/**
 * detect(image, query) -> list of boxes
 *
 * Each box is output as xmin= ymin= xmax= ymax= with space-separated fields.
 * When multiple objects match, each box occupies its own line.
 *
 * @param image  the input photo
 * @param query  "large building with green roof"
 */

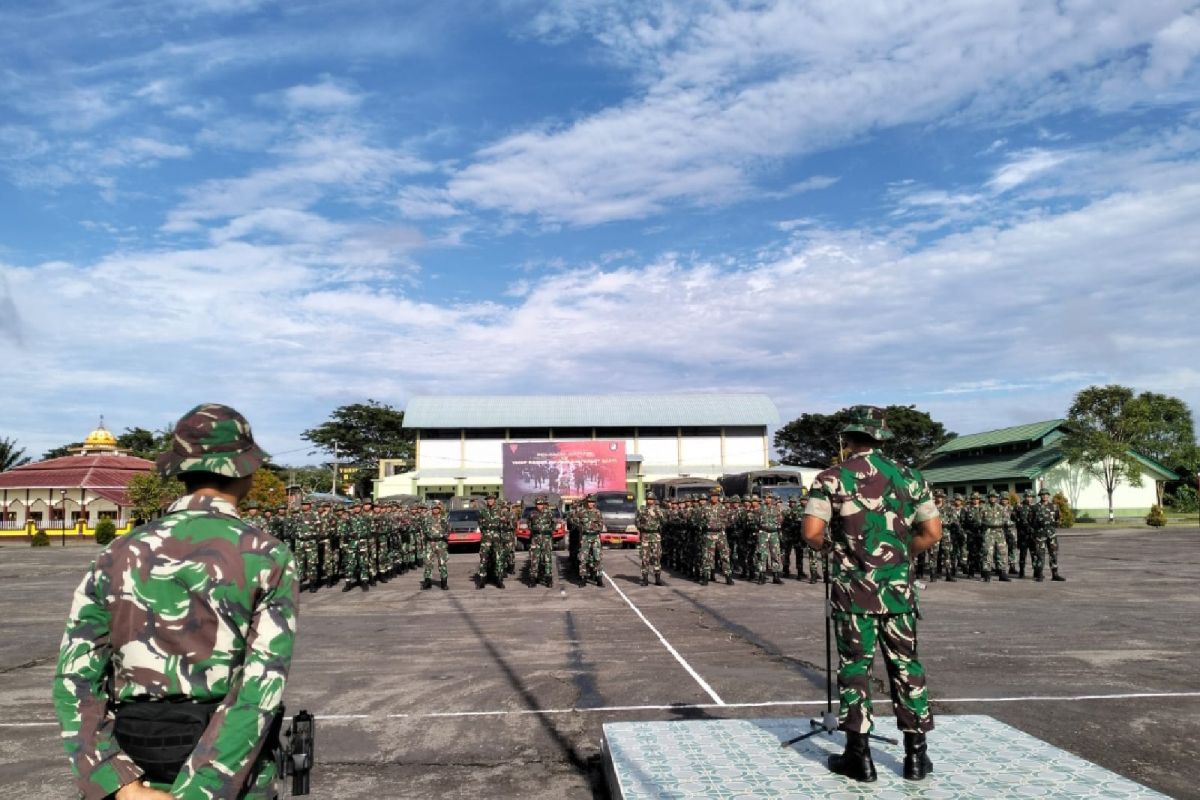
xmin=375 ymin=394 xmax=781 ymax=502
xmin=921 ymin=419 xmax=1177 ymax=518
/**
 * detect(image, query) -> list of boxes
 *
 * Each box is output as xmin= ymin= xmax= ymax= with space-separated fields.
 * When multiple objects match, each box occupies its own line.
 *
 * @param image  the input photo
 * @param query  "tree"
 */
xmin=1060 ymin=385 xmax=1145 ymax=523
xmin=125 ymin=472 xmax=185 ymax=524
xmin=242 ymin=469 xmax=288 ymax=512
xmin=0 ymin=437 xmax=31 ymax=471
xmin=301 ymin=400 xmax=415 ymax=494
xmin=775 ymin=405 xmax=955 ymax=468
xmin=42 ymin=442 xmax=81 ymax=460
xmin=94 ymin=518 xmax=117 ymax=545
xmin=279 ymin=465 xmax=334 ymax=495
xmin=116 ymin=427 xmax=173 ymax=460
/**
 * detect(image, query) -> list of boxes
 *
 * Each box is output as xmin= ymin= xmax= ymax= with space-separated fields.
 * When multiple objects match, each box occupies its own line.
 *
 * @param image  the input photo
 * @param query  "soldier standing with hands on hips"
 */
xmin=802 ymin=406 xmax=942 ymax=783
xmin=53 ymin=403 xmax=298 ymax=800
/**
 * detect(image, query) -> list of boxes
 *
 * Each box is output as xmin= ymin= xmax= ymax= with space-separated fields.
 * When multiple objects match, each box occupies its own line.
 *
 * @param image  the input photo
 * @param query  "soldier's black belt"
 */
xmin=113 ymin=698 xmax=222 ymax=784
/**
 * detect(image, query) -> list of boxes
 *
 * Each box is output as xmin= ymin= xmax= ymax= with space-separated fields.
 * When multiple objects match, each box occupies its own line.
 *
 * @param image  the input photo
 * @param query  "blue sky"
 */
xmin=2 ymin=1 xmax=1199 ymax=463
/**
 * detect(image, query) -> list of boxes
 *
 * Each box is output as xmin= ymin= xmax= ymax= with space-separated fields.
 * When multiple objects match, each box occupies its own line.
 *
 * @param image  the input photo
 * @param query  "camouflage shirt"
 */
xmin=53 ymin=494 xmax=297 ymax=800
xmin=580 ymin=508 xmax=605 ymax=536
xmin=529 ymin=507 xmax=556 ymax=537
xmin=804 ymin=450 xmax=938 ymax=615
xmin=635 ymin=506 xmax=664 ymax=534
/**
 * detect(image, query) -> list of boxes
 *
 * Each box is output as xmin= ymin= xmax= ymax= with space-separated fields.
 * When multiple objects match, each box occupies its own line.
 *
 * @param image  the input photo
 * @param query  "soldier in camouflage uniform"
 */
xmin=527 ymin=496 xmax=557 ymax=587
xmin=755 ymin=494 xmax=784 ymax=584
xmin=340 ymin=503 xmax=369 ymax=591
xmin=798 ymin=495 xmax=823 ymax=583
xmin=781 ymin=497 xmax=802 ymax=578
xmin=960 ymin=492 xmax=984 ymax=577
xmin=802 ymin=406 xmax=941 ymax=783
xmin=476 ymin=494 xmax=507 ymax=589
xmin=1000 ymin=494 xmax=1018 ymax=575
xmin=1013 ymin=490 xmax=1035 ymax=578
xmin=53 ymin=403 xmax=296 ymax=800
xmin=1032 ymin=489 xmax=1066 ymax=582
xmin=928 ymin=491 xmax=958 ymax=582
xmin=637 ymin=493 xmax=665 ymax=586
xmin=293 ymin=500 xmax=320 ymax=592
xmin=700 ymin=488 xmax=734 ymax=586
xmin=421 ymin=501 xmax=450 ymax=590
xmin=578 ymin=495 xmax=606 ymax=587
xmin=979 ymin=491 xmax=1011 ymax=582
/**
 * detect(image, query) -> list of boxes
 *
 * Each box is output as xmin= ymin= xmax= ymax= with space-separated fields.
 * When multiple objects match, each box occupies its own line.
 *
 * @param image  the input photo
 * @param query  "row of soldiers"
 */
xmin=651 ymin=490 xmax=826 ymax=585
xmin=926 ymin=488 xmax=1065 ymax=582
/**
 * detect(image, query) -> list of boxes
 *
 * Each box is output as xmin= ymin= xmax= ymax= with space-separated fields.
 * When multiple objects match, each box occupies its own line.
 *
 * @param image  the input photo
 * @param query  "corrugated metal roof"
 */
xmin=403 ymin=394 xmax=780 ymax=429
xmin=922 ymin=445 xmax=1067 ymax=484
xmin=0 ymin=454 xmax=154 ymax=491
xmin=932 ymin=420 xmax=1065 ymax=455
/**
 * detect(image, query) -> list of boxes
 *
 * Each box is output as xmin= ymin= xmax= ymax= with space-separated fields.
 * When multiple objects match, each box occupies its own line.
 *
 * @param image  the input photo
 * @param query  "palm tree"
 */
xmin=0 ymin=437 xmax=32 ymax=472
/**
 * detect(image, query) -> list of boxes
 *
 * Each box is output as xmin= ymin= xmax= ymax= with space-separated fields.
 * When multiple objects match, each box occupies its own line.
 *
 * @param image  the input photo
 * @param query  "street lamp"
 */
xmin=59 ymin=489 xmax=67 ymax=547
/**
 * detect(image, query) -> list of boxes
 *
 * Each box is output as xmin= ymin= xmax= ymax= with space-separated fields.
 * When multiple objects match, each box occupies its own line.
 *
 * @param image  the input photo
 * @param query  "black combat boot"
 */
xmin=903 ymin=732 xmax=933 ymax=780
xmin=726 ymin=573 xmax=735 ymax=586
xmin=308 ymin=583 xmax=319 ymax=593
xmin=641 ymin=575 xmax=649 ymax=586
xmin=944 ymin=572 xmax=956 ymax=582
xmin=421 ymin=578 xmax=432 ymax=590
xmin=361 ymin=581 xmax=369 ymax=592
xmin=655 ymin=572 xmax=664 ymax=586
xmin=378 ymin=572 xmax=389 ymax=584
xmin=1052 ymin=570 xmax=1066 ymax=582
xmin=982 ymin=571 xmax=991 ymax=582
xmin=342 ymin=581 xmax=356 ymax=592
xmin=1034 ymin=570 xmax=1044 ymax=582
xmin=810 ymin=574 xmax=819 ymax=584
xmin=998 ymin=571 xmax=1011 ymax=582
xmin=476 ymin=575 xmax=486 ymax=590
xmin=440 ymin=578 xmax=448 ymax=590
xmin=828 ymin=731 xmax=877 ymax=782
xmin=595 ymin=575 xmax=604 ymax=588
xmin=757 ymin=574 xmax=766 ymax=585
xmin=496 ymin=577 xmax=505 ymax=589
xmin=1008 ymin=566 xmax=1018 ymax=576
xmin=772 ymin=572 xmax=783 ymax=585
xmin=699 ymin=576 xmax=708 ymax=586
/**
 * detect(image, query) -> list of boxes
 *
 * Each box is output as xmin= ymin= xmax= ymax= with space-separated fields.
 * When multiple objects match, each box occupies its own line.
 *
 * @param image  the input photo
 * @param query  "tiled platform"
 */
xmin=601 ymin=714 xmax=1165 ymax=799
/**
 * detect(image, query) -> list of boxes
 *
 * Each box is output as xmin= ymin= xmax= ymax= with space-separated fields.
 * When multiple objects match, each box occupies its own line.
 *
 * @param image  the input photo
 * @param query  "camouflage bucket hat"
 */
xmin=841 ymin=405 xmax=895 ymax=441
xmin=156 ymin=403 xmax=265 ymax=479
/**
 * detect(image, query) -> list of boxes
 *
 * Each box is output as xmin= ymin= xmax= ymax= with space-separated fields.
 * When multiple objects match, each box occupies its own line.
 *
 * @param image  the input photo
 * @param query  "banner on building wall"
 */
xmin=502 ymin=440 xmax=627 ymax=501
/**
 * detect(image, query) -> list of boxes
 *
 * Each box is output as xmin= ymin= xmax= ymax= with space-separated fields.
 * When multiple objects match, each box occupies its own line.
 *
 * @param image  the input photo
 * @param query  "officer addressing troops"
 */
xmin=53 ymin=403 xmax=297 ymax=800
xmin=802 ymin=406 xmax=941 ymax=783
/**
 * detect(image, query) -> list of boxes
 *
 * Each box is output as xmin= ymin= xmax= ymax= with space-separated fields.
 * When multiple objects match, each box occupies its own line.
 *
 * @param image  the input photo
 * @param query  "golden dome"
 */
xmin=84 ymin=418 xmax=117 ymax=449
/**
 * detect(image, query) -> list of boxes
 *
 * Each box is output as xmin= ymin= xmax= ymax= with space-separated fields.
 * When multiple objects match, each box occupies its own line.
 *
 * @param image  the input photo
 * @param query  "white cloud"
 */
xmin=987 ymin=149 xmax=1073 ymax=193
xmin=277 ymin=76 xmax=364 ymax=113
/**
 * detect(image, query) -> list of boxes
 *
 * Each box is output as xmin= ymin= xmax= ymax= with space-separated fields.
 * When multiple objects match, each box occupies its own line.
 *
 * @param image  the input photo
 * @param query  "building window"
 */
xmin=680 ymin=426 xmax=722 ymax=436
xmin=971 ymin=485 xmax=987 ymax=496
xmin=953 ymin=486 xmax=967 ymax=497
xmin=508 ymin=428 xmax=552 ymax=439
xmin=422 ymin=429 xmax=461 ymax=440
xmin=553 ymin=427 xmax=593 ymax=439
xmin=464 ymin=428 xmax=506 ymax=440
xmin=1014 ymin=482 xmax=1033 ymax=494
xmin=723 ymin=426 xmax=766 ymax=438
xmin=636 ymin=427 xmax=676 ymax=437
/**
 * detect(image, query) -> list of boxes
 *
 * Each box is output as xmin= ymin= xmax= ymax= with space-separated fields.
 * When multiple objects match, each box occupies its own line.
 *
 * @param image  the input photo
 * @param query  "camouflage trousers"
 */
xmin=343 ymin=539 xmax=372 ymax=584
xmin=640 ymin=532 xmax=662 ymax=577
xmin=423 ymin=538 xmax=449 ymax=581
xmin=754 ymin=529 xmax=782 ymax=577
xmin=1032 ymin=528 xmax=1059 ymax=572
xmin=318 ymin=538 xmax=338 ymax=580
xmin=834 ymin=612 xmax=934 ymax=735
xmin=580 ymin=534 xmax=603 ymax=580
xmin=295 ymin=539 xmax=319 ymax=584
xmin=982 ymin=527 xmax=1009 ymax=573
xmin=801 ymin=545 xmax=824 ymax=579
xmin=701 ymin=531 xmax=732 ymax=579
xmin=780 ymin=530 xmax=801 ymax=574
xmin=930 ymin=533 xmax=956 ymax=576
xmin=1004 ymin=527 xmax=1018 ymax=566
xmin=478 ymin=531 xmax=507 ymax=578
xmin=529 ymin=534 xmax=554 ymax=583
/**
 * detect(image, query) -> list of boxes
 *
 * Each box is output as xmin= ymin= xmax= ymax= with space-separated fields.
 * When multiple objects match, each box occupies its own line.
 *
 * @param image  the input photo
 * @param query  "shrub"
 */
xmin=30 ymin=529 xmax=50 ymax=547
xmin=1052 ymin=493 xmax=1074 ymax=528
xmin=94 ymin=518 xmax=117 ymax=546
xmin=1145 ymin=505 xmax=1167 ymax=527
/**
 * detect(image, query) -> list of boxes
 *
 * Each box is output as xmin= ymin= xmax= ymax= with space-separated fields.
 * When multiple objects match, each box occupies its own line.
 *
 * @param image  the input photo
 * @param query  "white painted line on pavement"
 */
xmin=602 ymin=570 xmax=726 ymax=706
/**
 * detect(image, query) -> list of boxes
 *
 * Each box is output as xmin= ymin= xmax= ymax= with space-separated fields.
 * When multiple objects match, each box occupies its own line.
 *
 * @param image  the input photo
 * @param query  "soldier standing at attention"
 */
xmin=803 ymin=406 xmax=941 ymax=783
xmin=1000 ymin=494 xmax=1018 ymax=576
xmin=960 ymin=492 xmax=984 ymax=577
xmin=1032 ymin=489 xmax=1066 ymax=582
xmin=476 ymin=494 xmax=506 ymax=589
xmin=527 ymin=496 xmax=556 ymax=587
xmin=755 ymin=494 xmax=785 ymax=584
xmin=781 ymin=497 xmax=802 ymax=578
xmin=700 ymin=488 xmax=734 ymax=586
xmin=979 ymin=491 xmax=1012 ymax=582
xmin=421 ymin=501 xmax=450 ymax=590
xmin=1013 ymin=490 xmax=1036 ymax=578
xmin=53 ymin=403 xmax=297 ymax=800
xmin=929 ymin=491 xmax=957 ymax=582
xmin=637 ymin=493 xmax=665 ymax=586
xmin=578 ymin=494 xmax=606 ymax=588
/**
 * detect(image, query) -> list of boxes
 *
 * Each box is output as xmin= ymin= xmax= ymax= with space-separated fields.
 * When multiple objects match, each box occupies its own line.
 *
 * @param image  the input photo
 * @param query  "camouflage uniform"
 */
xmin=476 ymin=497 xmax=507 ymax=587
xmin=803 ymin=408 xmax=937 ymax=739
xmin=53 ymin=403 xmax=296 ymax=800
xmin=700 ymin=492 xmax=733 ymax=585
xmin=1013 ymin=492 xmax=1035 ymax=577
xmin=1000 ymin=496 xmax=1018 ymax=573
xmin=979 ymin=492 xmax=1010 ymax=580
xmin=929 ymin=492 xmax=958 ymax=581
xmin=294 ymin=503 xmax=320 ymax=589
xmin=636 ymin=498 xmax=665 ymax=585
xmin=754 ymin=497 xmax=784 ymax=584
xmin=579 ymin=497 xmax=605 ymax=586
xmin=527 ymin=498 xmax=556 ymax=587
xmin=1032 ymin=491 xmax=1065 ymax=581
xmin=422 ymin=503 xmax=450 ymax=588
xmin=960 ymin=494 xmax=984 ymax=576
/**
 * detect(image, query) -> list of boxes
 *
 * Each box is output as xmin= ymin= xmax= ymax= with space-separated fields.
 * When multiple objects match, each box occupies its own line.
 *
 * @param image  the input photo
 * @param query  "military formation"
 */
xmin=250 ymin=484 xmax=1066 ymax=594
xmin=922 ymin=488 xmax=1066 ymax=582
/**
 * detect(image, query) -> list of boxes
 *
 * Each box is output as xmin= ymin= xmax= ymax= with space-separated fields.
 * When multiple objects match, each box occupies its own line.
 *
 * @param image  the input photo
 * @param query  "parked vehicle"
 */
xmin=718 ymin=467 xmax=816 ymax=501
xmin=594 ymin=490 xmax=639 ymax=547
xmin=648 ymin=477 xmax=721 ymax=502
xmin=446 ymin=508 xmax=481 ymax=545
